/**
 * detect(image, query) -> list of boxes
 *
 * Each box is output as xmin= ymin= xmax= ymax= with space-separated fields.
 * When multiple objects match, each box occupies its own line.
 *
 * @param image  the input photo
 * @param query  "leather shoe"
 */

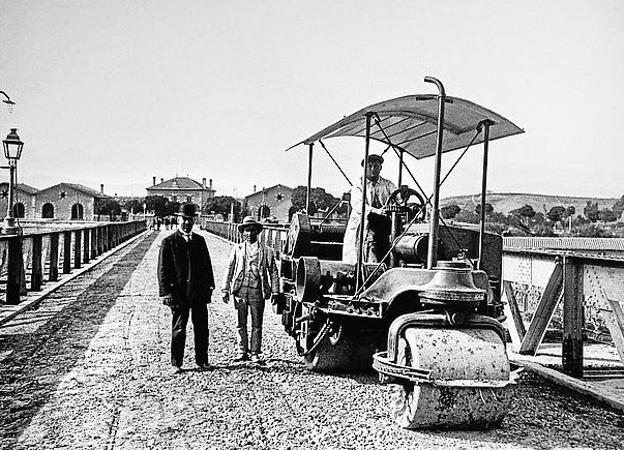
xmin=233 ymin=353 xmax=249 ymax=362
xmin=197 ymin=363 xmax=213 ymax=371
xmin=172 ymin=365 xmax=183 ymax=375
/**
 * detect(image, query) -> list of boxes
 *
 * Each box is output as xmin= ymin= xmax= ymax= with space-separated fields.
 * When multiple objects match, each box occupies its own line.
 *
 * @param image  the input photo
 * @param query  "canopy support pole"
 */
xmin=306 ymin=143 xmax=314 ymax=214
xmin=356 ymin=113 xmax=373 ymax=292
xmin=478 ymin=119 xmax=494 ymax=270
xmin=424 ymin=76 xmax=446 ymax=270
xmin=398 ymin=149 xmax=404 ymax=186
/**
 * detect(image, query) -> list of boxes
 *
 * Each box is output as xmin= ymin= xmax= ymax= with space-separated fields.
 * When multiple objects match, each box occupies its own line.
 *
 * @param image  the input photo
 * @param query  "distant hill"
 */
xmin=441 ymin=192 xmax=620 ymax=216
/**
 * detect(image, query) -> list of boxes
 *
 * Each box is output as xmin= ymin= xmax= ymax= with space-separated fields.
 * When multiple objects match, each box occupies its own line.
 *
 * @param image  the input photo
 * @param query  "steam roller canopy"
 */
xmin=392 ymin=328 xmax=511 ymax=429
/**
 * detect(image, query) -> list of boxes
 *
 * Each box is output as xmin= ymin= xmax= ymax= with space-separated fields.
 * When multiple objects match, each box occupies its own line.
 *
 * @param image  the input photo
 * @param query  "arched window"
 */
xmin=258 ymin=205 xmax=271 ymax=219
xmin=71 ymin=203 xmax=84 ymax=220
xmin=42 ymin=203 xmax=54 ymax=219
xmin=13 ymin=202 xmax=25 ymax=218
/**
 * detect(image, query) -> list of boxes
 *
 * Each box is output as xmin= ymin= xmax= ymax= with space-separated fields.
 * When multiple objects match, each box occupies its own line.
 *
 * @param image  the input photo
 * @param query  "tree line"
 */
xmin=441 ymin=195 xmax=624 ymax=237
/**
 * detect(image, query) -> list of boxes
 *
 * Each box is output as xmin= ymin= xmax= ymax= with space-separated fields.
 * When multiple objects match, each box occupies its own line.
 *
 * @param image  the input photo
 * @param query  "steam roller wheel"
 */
xmin=304 ymin=334 xmax=379 ymax=373
xmin=391 ymin=327 xmax=512 ymax=429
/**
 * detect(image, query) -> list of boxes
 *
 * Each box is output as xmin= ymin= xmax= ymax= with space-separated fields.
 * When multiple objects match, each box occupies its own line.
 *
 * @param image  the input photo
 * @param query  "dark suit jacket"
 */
xmin=158 ymin=231 xmax=215 ymax=307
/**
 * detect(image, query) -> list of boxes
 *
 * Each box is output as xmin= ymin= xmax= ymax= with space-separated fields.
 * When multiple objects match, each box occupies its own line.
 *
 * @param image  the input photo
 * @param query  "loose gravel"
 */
xmin=0 ymin=230 xmax=621 ymax=450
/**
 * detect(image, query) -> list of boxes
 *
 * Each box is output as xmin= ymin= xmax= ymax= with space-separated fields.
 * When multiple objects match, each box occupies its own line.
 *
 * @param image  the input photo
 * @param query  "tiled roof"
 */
xmin=147 ymin=177 xmax=213 ymax=191
xmin=245 ymin=184 xmax=293 ymax=200
xmin=38 ymin=183 xmax=109 ymax=198
xmin=0 ymin=182 xmax=39 ymax=195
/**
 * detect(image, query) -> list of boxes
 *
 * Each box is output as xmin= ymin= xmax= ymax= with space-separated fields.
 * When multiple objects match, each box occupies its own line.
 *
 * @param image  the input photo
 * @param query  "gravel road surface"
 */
xmin=0 ymin=230 xmax=622 ymax=450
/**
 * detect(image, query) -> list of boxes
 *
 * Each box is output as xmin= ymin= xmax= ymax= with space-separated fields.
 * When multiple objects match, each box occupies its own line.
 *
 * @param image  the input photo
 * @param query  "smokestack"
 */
xmin=253 ymin=185 xmax=256 ymax=193
xmin=160 ymin=178 xmax=164 ymax=183
xmin=202 ymin=177 xmax=206 ymax=187
xmin=209 ymin=179 xmax=213 ymax=189
xmin=153 ymin=176 xmax=156 ymax=186
xmin=100 ymin=184 xmax=104 ymax=194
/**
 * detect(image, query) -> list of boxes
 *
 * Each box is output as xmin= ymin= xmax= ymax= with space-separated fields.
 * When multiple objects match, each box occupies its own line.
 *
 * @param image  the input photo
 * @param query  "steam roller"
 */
xmin=274 ymin=77 xmax=525 ymax=429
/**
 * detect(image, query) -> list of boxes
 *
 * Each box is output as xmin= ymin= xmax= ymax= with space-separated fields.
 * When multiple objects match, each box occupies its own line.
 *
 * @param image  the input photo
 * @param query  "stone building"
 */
xmin=146 ymin=176 xmax=215 ymax=205
xmin=34 ymin=183 xmax=109 ymax=221
xmin=244 ymin=184 xmax=293 ymax=223
xmin=0 ymin=182 xmax=39 ymax=219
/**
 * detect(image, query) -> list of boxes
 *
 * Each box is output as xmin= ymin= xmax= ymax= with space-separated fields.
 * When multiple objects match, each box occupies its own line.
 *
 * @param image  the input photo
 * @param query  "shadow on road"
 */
xmin=0 ymin=232 xmax=159 ymax=447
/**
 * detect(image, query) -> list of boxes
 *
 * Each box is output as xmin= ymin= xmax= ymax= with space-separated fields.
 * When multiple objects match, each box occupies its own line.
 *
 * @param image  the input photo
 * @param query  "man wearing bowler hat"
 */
xmin=221 ymin=216 xmax=279 ymax=363
xmin=343 ymin=153 xmax=397 ymax=264
xmin=158 ymin=203 xmax=215 ymax=373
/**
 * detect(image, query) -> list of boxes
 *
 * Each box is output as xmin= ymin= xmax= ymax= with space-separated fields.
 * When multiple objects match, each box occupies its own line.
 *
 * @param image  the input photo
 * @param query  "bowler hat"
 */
xmin=176 ymin=203 xmax=199 ymax=218
xmin=361 ymin=154 xmax=384 ymax=166
xmin=237 ymin=216 xmax=264 ymax=233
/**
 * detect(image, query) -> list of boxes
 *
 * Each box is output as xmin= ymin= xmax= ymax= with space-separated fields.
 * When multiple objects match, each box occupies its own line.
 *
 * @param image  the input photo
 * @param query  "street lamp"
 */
xmin=1 ymin=128 xmax=24 ymax=234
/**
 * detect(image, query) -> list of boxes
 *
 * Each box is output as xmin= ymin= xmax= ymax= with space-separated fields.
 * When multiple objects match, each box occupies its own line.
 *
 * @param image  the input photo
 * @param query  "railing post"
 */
xmin=103 ymin=226 xmax=109 ymax=252
xmin=563 ymin=256 xmax=584 ymax=377
xmin=63 ymin=231 xmax=72 ymax=274
xmin=90 ymin=227 xmax=97 ymax=259
xmin=6 ymin=236 xmax=23 ymax=304
xmin=97 ymin=226 xmax=103 ymax=255
xmin=74 ymin=229 xmax=82 ymax=269
xmin=31 ymin=235 xmax=43 ymax=291
xmin=49 ymin=232 xmax=59 ymax=281
xmin=83 ymin=229 xmax=90 ymax=263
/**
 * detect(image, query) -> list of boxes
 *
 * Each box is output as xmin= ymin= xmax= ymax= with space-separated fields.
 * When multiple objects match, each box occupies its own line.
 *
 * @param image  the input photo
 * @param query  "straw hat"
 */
xmin=237 ymin=216 xmax=264 ymax=233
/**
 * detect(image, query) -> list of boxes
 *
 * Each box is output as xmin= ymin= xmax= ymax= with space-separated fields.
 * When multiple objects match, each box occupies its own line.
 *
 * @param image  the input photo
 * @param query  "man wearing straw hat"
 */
xmin=158 ymin=203 xmax=215 ymax=373
xmin=221 ymin=216 xmax=279 ymax=363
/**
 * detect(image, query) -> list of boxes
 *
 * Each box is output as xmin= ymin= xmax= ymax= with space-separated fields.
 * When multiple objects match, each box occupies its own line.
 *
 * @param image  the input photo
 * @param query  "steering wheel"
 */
xmin=385 ymin=185 xmax=426 ymax=222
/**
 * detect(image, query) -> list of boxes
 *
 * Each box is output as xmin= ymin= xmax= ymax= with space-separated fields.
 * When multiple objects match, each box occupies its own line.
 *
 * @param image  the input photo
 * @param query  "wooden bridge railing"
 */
xmin=0 ymin=220 xmax=147 ymax=305
xmin=201 ymin=219 xmax=289 ymax=256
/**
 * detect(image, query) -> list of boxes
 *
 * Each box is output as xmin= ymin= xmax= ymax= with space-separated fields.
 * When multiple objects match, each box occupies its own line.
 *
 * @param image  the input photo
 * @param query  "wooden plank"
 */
xmin=49 ymin=232 xmax=59 ymax=281
xmin=501 ymin=280 xmax=526 ymax=351
xmin=30 ymin=235 xmax=43 ymax=291
xmin=600 ymin=299 xmax=624 ymax=365
xmin=519 ymin=259 xmax=563 ymax=355
xmin=562 ymin=257 xmax=584 ymax=377
xmin=63 ymin=231 xmax=72 ymax=274
xmin=74 ymin=230 xmax=82 ymax=269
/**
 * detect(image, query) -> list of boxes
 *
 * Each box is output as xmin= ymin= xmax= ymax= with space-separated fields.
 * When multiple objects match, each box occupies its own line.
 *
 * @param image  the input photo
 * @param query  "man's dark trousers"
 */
xmin=171 ymin=303 xmax=209 ymax=366
xmin=158 ymin=230 xmax=215 ymax=368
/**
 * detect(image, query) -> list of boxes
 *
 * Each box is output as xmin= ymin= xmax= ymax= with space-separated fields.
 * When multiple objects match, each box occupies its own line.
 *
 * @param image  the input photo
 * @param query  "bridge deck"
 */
xmin=0 ymin=231 xmax=623 ymax=449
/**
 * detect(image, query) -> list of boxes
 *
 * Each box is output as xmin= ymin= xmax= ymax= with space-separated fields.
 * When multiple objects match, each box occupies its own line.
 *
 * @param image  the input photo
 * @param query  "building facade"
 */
xmin=146 ymin=176 xmax=215 ymax=205
xmin=0 ymin=183 xmax=39 ymax=219
xmin=244 ymin=184 xmax=293 ymax=223
xmin=34 ymin=183 xmax=109 ymax=221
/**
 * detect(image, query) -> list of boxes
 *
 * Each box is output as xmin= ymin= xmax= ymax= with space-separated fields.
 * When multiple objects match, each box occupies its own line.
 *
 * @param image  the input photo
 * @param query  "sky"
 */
xmin=0 ymin=0 xmax=623 ymax=201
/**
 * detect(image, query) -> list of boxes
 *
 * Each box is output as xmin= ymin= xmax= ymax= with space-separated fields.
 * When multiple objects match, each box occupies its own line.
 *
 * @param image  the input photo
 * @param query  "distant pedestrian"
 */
xmin=164 ymin=216 xmax=170 ymax=230
xmin=156 ymin=217 xmax=162 ymax=230
xmin=158 ymin=203 xmax=215 ymax=373
xmin=221 ymin=216 xmax=279 ymax=363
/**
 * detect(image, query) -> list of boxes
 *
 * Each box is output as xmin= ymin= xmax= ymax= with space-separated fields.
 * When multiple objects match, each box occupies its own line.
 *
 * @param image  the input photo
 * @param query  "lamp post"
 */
xmin=1 ymin=128 xmax=24 ymax=235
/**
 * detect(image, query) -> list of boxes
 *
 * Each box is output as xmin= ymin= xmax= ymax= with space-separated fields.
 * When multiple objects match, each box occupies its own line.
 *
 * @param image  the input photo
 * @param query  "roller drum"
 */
xmin=392 ymin=327 xmax=512 ymax=429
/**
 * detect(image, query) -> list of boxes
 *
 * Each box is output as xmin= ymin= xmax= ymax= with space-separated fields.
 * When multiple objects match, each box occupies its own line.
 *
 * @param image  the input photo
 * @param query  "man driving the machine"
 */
xmin=343 ymin=154 xmax=397 ymax=264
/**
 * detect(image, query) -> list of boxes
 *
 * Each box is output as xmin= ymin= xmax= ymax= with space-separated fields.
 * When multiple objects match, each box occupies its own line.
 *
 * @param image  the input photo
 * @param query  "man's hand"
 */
xmin=161 ymin=294 xmax=173 ymax=307
xmin=221 ymin=290 xmax=230 ymax=303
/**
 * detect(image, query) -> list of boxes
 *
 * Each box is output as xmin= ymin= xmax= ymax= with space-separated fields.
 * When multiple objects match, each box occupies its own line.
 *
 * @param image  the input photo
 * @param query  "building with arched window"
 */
xmin=0 ymin=182 xmax=39 ymax=219
xmin=244 ymin=184 xmax=293 ymax=223
xmin=34 ymin=183 xmax=109 ymax=221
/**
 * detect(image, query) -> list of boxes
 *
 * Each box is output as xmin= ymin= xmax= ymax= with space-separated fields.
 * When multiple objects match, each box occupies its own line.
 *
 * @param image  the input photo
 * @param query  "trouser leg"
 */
xmin=191 ymin=303 xmax=209 ymax=365
xmin=236 ymin=298 xmax=249 ymax=355
xmin=249 ymin=299 xmax=265 ymax=355
xmin=171 ymin=306 xmax=190 ymax=367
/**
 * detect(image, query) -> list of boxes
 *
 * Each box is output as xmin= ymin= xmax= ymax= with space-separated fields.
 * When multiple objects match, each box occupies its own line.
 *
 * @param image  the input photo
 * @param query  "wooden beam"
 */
xmin=599 ymin=299 xmax=624 ymax=365
xmin=502 ymin=280 xmax=526 ymax=351
xmin=562 ymin=257 xmax=584 ymax=377
xmin=519 ymin=259 xmax=563 ymax=355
